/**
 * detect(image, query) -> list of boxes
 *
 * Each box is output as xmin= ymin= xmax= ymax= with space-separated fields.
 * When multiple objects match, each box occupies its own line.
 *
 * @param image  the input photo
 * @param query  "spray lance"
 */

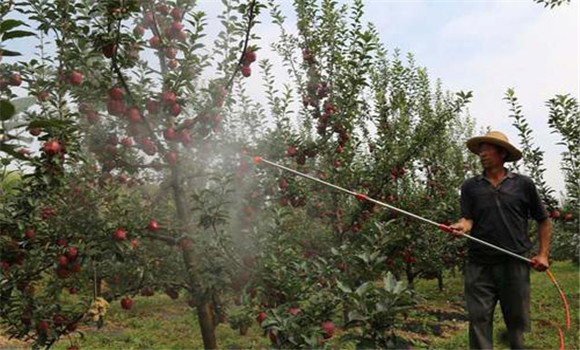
xmin=247 ymin=155 xmax=571 ymax=349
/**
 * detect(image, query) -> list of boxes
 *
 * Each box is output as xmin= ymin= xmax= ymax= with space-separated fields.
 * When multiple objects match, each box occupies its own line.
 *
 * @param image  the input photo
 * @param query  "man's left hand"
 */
xmin=529 ymin=254 xmax=549 ymax=272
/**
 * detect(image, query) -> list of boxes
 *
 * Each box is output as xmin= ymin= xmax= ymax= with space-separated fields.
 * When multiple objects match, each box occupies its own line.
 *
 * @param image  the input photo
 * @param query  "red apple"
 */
xmin=29 ymin=128 xmax=41 ymax=136
xmin=121 ymin=297 xmax=133 ymax=310
xmin=149 ymin=35 xmax=161 ymax=48
xmin=37 ymin=90 xmax=49 ymax=101
xmin=169 ymin=103 xmax=181 ymax=116
xmin=107 ymin=99 xmax=126 ymax=116
xmin=565 ymin=213 xmax=573 ymax=221
xmin=321 ymin=321 xmax=335 ymax=339
xmin=36 ymin=320 xmax=49 ymax=334
xmin=113 ymin=228 xmax=128 ymax=241
xmin=171 ymin=21 xmax=183 ymax=32
xmin=133 ymin=25 xmax=145 ymax=37
xmin=279 ymin=178 xmax=288 ymax=189
xmin=68 ymin=287 xmax=78 ymax=294
xmin=126 ymin=107 xmax=143 ymax=123
xmin=25 ymin=228 xmax=36 ymax=239
xmin=550 ymin=210 xmax=561 ymax=219
xmin=241 ymin=66 xmax=251 ymax=77
xmin=148 ymin=220 xmax=160 ymax=232
xmin=243 ymin=50 xmax=257 ymax=64
xmin=286 ymin=146 xmax=297 ymax=156
xmin=130 ymin=239 xmax=140 ymax=247
xmin=71 ymin=263 xmax=81 ymax=273
xmin=57 ymin=255 xmax=69 ymax=267
xmin=165 ymin=47 xmax=178 ymax=59
xmin=53 ymin=314 xmax=66 ymax=325
xmin=164 ymin=128 xmax=177 ymax=141
xmin=9 ymin=72 xmax=22 ymax=86
xmin=121 ymin=137 xmax=135 ymax=147
xmin=256 ymin=312 xmax=267 ymax=325
xmin=102 ymin=43 xmax=117 ymax=58
xmin=168 ymin=59 xmax=178 ymax=69
xmin=162 ymin=91 xmax=177 ymax=105
xmin=288 ymin=308 xmax=300 ymax=316
xmin=170 ymin=8 xmax=182 ymax=20
xmin=67 ymin=247 xmax=78 ymax=260
xmin=43 ymin=140 xmax=62 ymax=154
xmin=69 ymin=71 xmax=84 ymax=85
xmin=109 ymin=86 xmax=124 ymax=100
xmin=175 ymin=29 xmax=186 ymax=41
xmin=156 ymin=3 xmax=169 ymax=15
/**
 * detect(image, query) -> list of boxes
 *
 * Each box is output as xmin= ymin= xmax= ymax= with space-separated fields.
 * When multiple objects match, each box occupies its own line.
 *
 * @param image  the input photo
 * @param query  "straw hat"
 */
xmin=466 ymin=131 xmax=522 ymax=162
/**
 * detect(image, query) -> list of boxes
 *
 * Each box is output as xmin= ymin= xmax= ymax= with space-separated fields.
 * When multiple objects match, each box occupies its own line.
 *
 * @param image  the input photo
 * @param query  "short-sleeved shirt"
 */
xmin=460 ymin=170 xmax=549 ymax=264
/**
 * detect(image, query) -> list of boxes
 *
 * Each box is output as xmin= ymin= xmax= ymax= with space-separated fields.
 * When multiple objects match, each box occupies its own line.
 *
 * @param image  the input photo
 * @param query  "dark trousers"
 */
xmin=465 ymin=259 xmax=530 ymax=350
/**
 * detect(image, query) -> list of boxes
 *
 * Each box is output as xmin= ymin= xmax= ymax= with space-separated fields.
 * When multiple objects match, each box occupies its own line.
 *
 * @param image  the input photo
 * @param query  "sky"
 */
xmin=4 ymin=0 xmax=579 ymax=197
xmin=363 ymin=1 xmax=579 ymax=197
xmin=206 ymin=0 xmax=580 ymax=197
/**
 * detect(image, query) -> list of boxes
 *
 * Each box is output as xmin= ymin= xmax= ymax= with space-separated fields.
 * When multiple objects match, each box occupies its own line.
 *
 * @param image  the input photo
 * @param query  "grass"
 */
xmin=1 ymin=261 xmax=577 ymax=349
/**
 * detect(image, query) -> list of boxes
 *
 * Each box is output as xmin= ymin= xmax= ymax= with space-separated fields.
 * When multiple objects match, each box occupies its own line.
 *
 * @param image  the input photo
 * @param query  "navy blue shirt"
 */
xmin=460 ymin=171 xmax=549 ymax=264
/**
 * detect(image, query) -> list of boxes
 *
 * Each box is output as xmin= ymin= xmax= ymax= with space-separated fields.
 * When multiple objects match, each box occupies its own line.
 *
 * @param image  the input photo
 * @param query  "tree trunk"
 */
xmin=196 ymin=301 xmax=217 ymax=349
xmin=171 ymin=167 xmax=217 ymax=349
xmin=437 ymin=271 xmax=444 ymax=291
xmin=405 ymin=266 xmax=415 ymax=289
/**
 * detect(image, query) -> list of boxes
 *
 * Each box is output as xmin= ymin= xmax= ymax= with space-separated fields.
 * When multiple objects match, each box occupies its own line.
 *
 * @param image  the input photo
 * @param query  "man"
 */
xmin=450 ymin=130 xmax=552 ymax=350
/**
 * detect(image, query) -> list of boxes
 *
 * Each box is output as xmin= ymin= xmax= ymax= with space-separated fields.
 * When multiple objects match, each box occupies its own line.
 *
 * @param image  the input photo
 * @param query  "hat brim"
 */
xmin=466 ymin=136 xmax=522 ymax=162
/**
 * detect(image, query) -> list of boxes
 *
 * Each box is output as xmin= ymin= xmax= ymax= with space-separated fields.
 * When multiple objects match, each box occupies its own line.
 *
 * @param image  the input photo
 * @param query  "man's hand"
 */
xmin=529 ymin=254 xmax=549 ymax=272
xmin=449 ymin=218 xmax=472 ymax=238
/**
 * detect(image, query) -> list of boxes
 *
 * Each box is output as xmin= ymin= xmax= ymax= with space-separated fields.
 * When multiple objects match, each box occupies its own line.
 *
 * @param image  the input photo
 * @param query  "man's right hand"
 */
xmin=449 ymin=218 xmax=472 ymax=238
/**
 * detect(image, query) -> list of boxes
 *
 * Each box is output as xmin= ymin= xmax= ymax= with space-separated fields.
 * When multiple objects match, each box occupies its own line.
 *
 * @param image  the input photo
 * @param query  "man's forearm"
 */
xmin=537 ymin=219 xmax=552 ymax=257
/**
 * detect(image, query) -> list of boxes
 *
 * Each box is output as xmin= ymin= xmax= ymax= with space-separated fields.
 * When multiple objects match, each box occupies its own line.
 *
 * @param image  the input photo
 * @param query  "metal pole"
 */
xmin=254 ymin=156 xmax=532 ymax=264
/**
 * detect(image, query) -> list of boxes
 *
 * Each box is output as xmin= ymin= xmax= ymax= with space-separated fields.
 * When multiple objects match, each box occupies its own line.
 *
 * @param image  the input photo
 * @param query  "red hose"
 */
xmin=546 ymin=270 xmax=571 ymax=330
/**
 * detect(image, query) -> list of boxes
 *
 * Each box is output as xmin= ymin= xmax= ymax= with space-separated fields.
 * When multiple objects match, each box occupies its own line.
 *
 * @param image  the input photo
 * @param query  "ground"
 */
xmin=1 ymin=261 xmax=577 ymax=349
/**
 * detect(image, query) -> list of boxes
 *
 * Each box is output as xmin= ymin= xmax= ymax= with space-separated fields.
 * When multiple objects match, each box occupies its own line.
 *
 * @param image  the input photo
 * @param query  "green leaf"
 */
xmin=0 ymin=48 xmax=21 ymax=56
xmin=0 ymin=101 xmax=15 ymax=121
xmin=0 ymin=144 xmax=28 ymax=161
xmin=2 ymin=30 xmax=36 ymax=40
xmin=355 ymin=282 xmax=372 ymax=296
xmin=347 ymin=310 xmax=367 ymax=323
xmin=336 ymin=280 xmax=352 ymax=293
xmin=383 ymin=272 xmax=397 ymax=293
xmin=0 ymin=20 xmax=26 ymax=33
xmin=29 ymin=119 xmax=74 ymax=129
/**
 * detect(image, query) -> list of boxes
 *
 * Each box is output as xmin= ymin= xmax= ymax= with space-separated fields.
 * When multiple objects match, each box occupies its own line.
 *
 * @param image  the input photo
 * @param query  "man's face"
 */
xmin=478 ymin=143 xmax=505 ymax=169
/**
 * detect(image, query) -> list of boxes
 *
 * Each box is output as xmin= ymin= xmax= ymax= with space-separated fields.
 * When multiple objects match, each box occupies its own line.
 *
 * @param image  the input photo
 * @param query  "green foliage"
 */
xmin=546 ymin=94 xmax=579 ymax=208
xmin=339 ymin=272 xmax=417 ymax=349
xmin=504 ymin=88 xmax=558 ymax=210
xmin=504 ymin=89 xmax=578 ymax=263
